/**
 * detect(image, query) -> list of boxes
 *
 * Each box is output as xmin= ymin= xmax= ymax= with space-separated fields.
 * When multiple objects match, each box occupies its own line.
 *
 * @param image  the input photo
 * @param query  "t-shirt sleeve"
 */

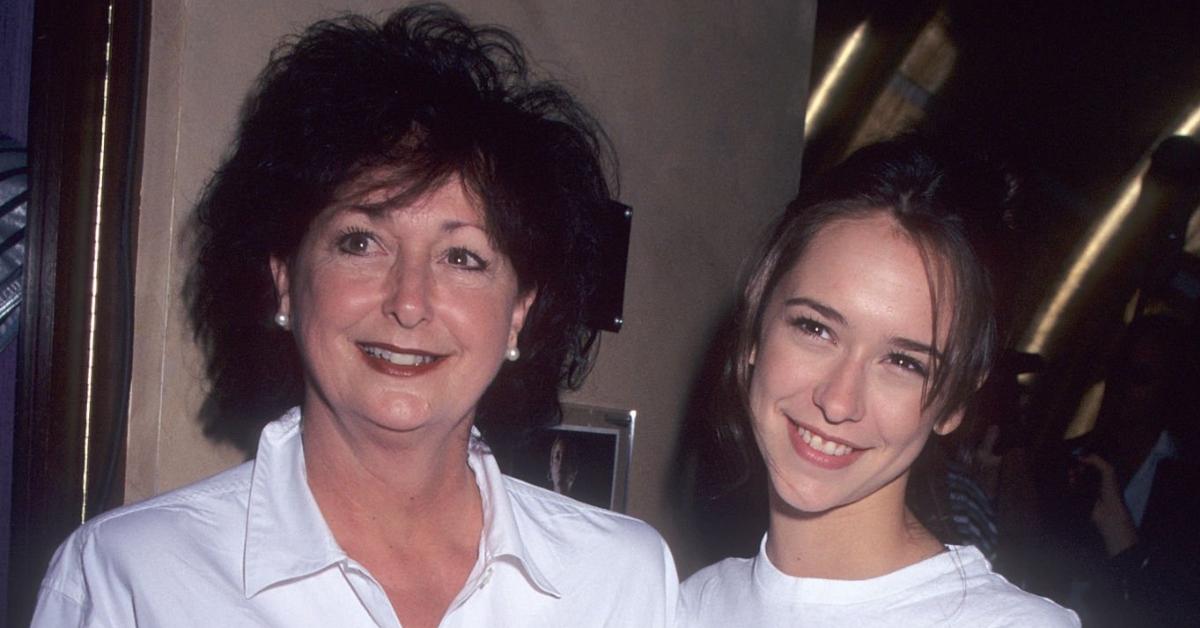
xmin=983 ymin=600 xmax=1081 ymax=628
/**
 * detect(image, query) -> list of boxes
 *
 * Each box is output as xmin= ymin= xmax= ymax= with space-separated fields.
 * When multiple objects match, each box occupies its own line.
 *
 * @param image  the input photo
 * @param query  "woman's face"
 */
xmin=748 ymin=213 xmax=961 ymax=516
xmin=272 ymin=174 xmax=534 ymax=439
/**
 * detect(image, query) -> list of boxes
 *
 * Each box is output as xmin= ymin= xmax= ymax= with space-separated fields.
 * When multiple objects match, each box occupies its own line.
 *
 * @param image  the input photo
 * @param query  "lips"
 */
xmin=786 ymin=417 xmax=866 ymax=470
xmin=357 ymin=342 xmax=445 ymax=377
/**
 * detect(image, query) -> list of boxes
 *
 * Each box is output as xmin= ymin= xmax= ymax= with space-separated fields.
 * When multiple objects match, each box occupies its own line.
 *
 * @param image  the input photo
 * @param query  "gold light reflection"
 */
xmin=1178 ymin=103 xmax=1200 ymax=136
xmin=82 ymin=0 xmax=117 ymax=522
xmin=805 ymin=21 xmax=868 ymax=136
xmin=1020 ymin=100 xmax=1200 ymax=355
xmin=1182 ymin=101 xmax=1200 ymax=256
xmin=1021 ymin=170 xmax=1145 ymax=354
xmin=1123 ymin=289 xmax=1141 ymax=323
xmin=1064 ymin=380 xmax=1107 ymax=439
xmin=1186 ymin=207 xmax=1200 ymax=255
xmin=846 ymin=12 xmax=956 ymax=151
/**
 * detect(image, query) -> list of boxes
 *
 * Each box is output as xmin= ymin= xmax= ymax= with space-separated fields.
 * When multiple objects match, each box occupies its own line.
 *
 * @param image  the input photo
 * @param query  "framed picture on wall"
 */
xmin=503 ymin=403 xmax=635 ymax=512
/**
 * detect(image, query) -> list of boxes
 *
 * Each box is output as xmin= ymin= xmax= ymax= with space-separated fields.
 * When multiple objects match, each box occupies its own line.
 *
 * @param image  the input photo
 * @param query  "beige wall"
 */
xmin=130 ymin=0 xmax=814 ymax=570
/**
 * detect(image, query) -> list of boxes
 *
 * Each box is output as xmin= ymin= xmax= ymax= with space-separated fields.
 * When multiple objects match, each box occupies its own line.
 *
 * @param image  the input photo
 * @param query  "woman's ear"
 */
xmin=269 ymin=256 xmax=291 ymax=319
xmin=508 ymin=287 xmax=538 ymax=348
xmin=933 ymin=409 xmax=964 ymax=436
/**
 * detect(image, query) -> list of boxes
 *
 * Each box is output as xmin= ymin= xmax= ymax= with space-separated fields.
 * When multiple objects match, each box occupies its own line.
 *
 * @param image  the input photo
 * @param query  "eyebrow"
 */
xmin=343 ymin=205 xmax=487 ymax=233
xmin=344 ymin=202 xmax=389 ymax=218
xmin=783 ymin=297 xmax=847 ymax=326
xmin=783 ymin=296 xmax=942 ymax=359
xmin=439 ymin=219 xmax=487 ymax=233
xmin=891 ymin=337 xmax=942 ymax=360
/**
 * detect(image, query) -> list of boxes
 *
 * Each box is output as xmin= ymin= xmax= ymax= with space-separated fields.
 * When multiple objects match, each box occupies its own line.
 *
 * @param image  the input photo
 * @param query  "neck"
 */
xmin=764 ymin=479 xmax=944 ymax=580
xmin=301 ymin=404 xmax=482 ymax=542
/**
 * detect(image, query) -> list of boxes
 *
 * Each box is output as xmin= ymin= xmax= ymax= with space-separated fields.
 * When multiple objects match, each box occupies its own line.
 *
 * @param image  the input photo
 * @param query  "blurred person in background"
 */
xmin=1047 ymin=314 xmax=1200 ymax=627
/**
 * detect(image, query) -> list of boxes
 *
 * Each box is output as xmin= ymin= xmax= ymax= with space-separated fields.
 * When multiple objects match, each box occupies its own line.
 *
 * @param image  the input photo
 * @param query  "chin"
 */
xmin=767 ymin=469 xmax=850 ymax=515
xmin=354 ymin=393 xmax=440 ymax=432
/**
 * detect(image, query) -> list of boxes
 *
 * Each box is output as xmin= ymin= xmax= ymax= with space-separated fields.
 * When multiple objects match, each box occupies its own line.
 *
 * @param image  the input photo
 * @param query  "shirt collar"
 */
xmin=752 ymin=534 xmax=988 ymax=603
xmin=243 ymin=407 xmax=346 ymax=598
xmin=241 ymin=409 xmax=561 ymax=599
xmin=467 ymin=429 xmax=562 ymax=598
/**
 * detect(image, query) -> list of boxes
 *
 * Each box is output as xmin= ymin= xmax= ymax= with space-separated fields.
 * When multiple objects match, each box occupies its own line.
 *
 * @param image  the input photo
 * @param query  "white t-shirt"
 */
xmin=680 ymin=537 xmax=1078 ymax=627
xmin=33 ymin=408 xmax=678 ymax=627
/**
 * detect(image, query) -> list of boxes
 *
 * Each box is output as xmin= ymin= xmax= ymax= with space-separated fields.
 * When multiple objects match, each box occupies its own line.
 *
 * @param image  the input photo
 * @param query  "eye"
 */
xmin=335 ymin=228 xmax=377 ymax=256
xmin=888 ymin=352 xmax=929 ymax=378
xmin=788 ymin=316 xmax=833 ymax=341
xmin=445 ymin=246 xmax=489 ymax=271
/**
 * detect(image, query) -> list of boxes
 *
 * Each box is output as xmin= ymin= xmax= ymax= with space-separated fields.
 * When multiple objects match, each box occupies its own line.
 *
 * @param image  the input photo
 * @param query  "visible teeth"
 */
xmin=797 ymin=426 xmax=854 ymax=457
xmin=362 ymin=345 xmax=435 ymax=366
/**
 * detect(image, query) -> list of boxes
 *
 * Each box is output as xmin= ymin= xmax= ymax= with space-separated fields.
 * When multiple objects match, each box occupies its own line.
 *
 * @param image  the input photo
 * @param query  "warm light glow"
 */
xmin=82 ymin=1 xmax=117 ymax=522
xmin=1176 ymin=102 xmax=1200 ymax=136
xmin=1122 ymin=289 xmax=1141 ymax=323
xmin=1021 ymin=169 xmax=1146 ymax=354
xmin=805 ymin=21 xmax=868 ymax=136
xmin=1064 ymin=380 xmax=1106 ymax=439
xmin=1185 ymin=207 xmax=1200 ymax=255
xmin=1019 ymin=98 xmax=1200 ymax=355
xmin=1173 ymin=101 xmax=1200 ymax=254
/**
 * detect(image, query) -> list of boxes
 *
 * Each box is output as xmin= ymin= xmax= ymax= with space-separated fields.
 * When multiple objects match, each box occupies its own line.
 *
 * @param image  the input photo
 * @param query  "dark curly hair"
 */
xmin=187 ymin=3 xmax=613 ymax=451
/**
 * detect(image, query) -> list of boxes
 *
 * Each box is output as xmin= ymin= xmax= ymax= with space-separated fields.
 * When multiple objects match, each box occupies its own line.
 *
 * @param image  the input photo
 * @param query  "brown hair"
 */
xmin=728 ymin=136 xmax=1006 ymax=446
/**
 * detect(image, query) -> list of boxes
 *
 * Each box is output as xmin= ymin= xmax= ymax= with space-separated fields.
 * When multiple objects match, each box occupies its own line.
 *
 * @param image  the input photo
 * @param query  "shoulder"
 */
xmin=79 ymin=462 xmax=250 ymax=547
xmin=948 ymin=548 xmax=1080 ymax=627
xmin=39 ymin=462 xmax=253 ymax=597
xmin=962 ymin=578 xmax=1079 ymax=627
xmin=501 ymin=474 xmax=675 ymax=583
xmin=503 ymin=474 xmax=667 ymax=552
xmin=501 ymin=475 xmax=678 ymax=622
xmin=680 ymin=556 xmax=755 ymax=607
xmin=682 ymin=555 xmax=755 ymax=597
xmin=679 ymin=557 xmax=757 ymax=627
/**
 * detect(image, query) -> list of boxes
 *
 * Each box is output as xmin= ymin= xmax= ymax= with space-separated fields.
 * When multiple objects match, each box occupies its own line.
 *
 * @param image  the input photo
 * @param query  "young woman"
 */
xmin=681 ymin=138 xmax=1078 ymax=626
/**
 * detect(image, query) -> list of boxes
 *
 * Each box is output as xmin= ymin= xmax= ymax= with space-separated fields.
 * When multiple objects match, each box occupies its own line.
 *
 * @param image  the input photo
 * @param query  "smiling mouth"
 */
xmin=792 ymin=423 xmax=860 ymax=457
xmin=359 ymin=344 xmax=440 ymax=366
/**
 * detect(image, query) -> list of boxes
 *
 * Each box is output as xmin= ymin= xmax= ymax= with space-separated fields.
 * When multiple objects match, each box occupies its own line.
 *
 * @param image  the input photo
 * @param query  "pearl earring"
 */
xmin=505 ymin=347 xmax=520 ymax=362
xmin=274 ymin=312 xmax=290 ymax=329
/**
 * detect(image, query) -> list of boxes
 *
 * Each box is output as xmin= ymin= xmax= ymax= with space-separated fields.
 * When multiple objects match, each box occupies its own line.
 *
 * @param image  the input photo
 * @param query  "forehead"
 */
xmin=774 ymin=214 xmax=950 ymax=343
xmin=326 ymin=170 xmax=486 ymax=225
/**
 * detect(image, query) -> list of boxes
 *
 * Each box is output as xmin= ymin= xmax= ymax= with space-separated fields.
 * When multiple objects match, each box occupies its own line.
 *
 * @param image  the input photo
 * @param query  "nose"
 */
xmin=812 ymin=355 xmax=864 ymax=424
xmin=384 ymin=258 xmax=433 ymax=328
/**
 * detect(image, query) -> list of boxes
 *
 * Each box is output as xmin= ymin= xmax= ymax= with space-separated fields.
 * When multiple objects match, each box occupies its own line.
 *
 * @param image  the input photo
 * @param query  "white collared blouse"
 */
xmin=33 ymin=408 xmax=678 ymax=627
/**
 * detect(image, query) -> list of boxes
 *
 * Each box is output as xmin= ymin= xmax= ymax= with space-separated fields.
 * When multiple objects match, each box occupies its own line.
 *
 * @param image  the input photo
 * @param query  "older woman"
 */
xmin=33 ymin=5 xmax=676 ymax=627
xmin=680 ymin=138 xmax=1078 ymax=626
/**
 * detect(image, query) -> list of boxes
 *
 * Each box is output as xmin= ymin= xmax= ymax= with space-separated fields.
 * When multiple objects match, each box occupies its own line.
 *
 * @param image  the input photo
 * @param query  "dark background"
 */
xmin=0 ymin=0 xmax=35 ymax=619
xmin=504 ymin=428 xmax=620 ymax=511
